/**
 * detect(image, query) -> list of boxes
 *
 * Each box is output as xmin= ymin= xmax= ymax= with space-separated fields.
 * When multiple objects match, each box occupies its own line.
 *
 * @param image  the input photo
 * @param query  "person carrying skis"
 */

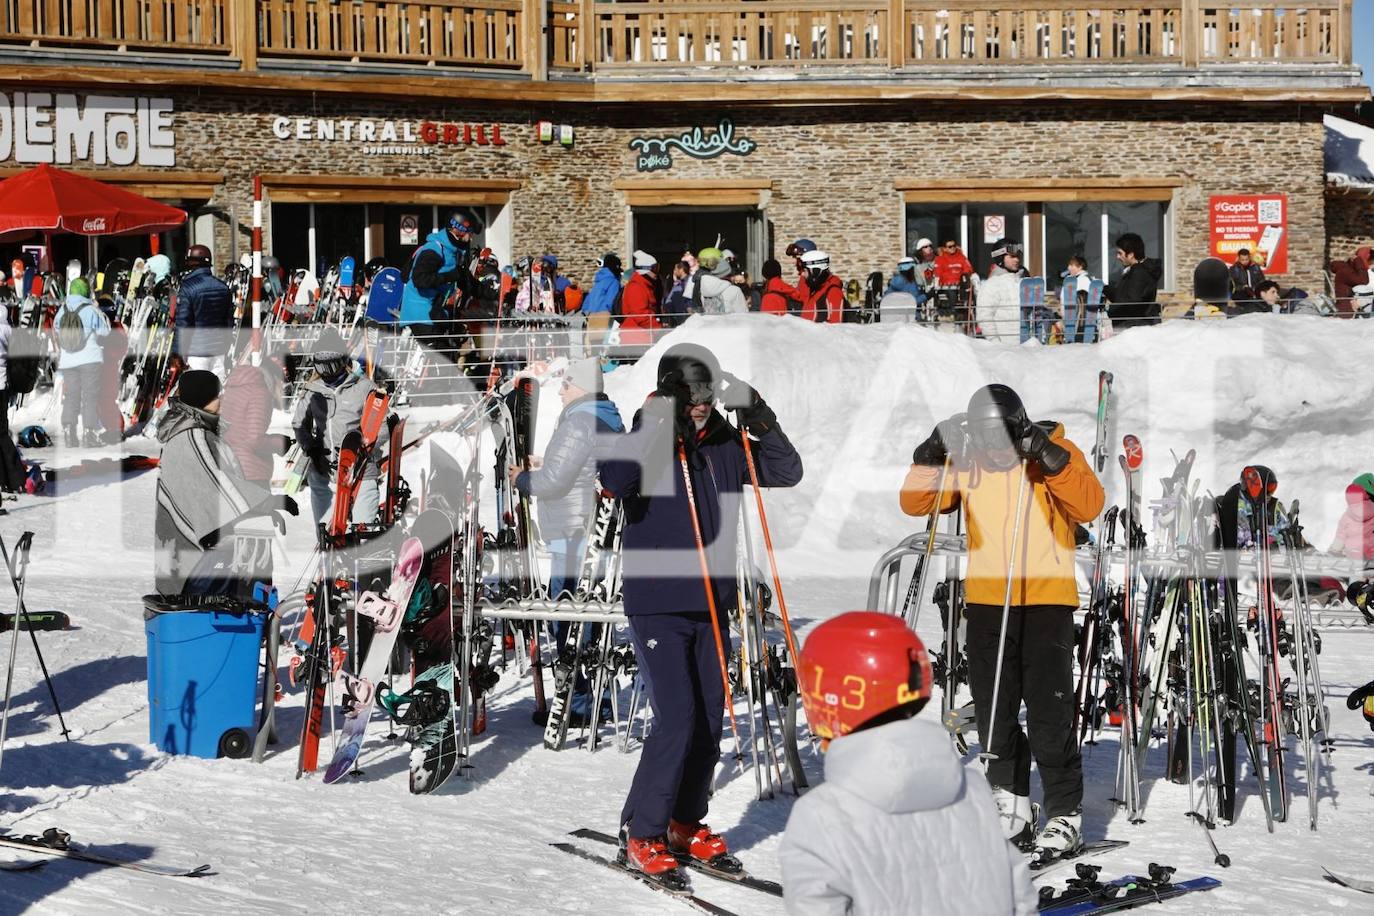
xmin=511 ymin=357 xmax=625 ymax=725
xmin=782 ymin=611 xmax=1037 ymax=915
xmin=155 ymin=370 xmax=297 ymax=597
xmin=599 ymin=342 xmax=802 ymax=887
xmin=901 ymin=384 xmax=1103 ymax=859
xmin=292 ymin=330 xmax=381 ymax=526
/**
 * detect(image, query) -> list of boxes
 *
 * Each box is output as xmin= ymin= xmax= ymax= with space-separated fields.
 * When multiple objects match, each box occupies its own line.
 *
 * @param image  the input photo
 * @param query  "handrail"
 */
xmin=0 ymin=0 xmax=232 ymax=53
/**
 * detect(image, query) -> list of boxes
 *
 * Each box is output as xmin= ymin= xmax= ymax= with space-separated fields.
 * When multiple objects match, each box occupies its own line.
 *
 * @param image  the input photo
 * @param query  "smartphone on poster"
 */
xmin=1255 ymin=225 xmax=1283 ymax=268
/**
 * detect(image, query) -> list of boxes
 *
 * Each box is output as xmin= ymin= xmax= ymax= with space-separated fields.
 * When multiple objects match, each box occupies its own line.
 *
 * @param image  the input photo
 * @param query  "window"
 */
xmin=906 ymin=198 xmax=1171 ymax=291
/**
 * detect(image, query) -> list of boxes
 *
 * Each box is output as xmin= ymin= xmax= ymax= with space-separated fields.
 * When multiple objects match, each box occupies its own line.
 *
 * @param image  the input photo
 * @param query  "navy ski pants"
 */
xmin=620 ymin=611 xmax=727 ymax=839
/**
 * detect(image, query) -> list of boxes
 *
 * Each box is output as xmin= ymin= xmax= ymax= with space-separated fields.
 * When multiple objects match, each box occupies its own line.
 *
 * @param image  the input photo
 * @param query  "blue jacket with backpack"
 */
xmin=400 ymin=229 xmax=461 ymax=326
xmin=583 ymin=266 xmax=622 ymax=315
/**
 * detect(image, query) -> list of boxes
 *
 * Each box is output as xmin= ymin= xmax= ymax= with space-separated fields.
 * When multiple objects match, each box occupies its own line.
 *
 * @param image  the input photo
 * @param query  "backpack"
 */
xmin=610 ymin=285 xmax=624 ymax=320
xmin=57 ymin=303 xmax=90 ymax=353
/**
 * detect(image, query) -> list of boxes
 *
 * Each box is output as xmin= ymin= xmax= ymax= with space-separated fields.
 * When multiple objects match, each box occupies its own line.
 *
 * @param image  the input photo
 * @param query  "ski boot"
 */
xmin=1033 ymin=812 xmax=1084 ymax=865
xmin=667 ymin=820 xmax=743 ymax=874
xmin=993 ymin=788 xmax=1038 ymax=851
xmin=618 ymin=826 xmax=690 ymax=892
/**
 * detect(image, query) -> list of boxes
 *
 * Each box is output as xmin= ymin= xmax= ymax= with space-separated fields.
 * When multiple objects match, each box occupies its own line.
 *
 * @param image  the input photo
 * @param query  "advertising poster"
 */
xmin=1209 ymin=194 xmax=1287 ymax=274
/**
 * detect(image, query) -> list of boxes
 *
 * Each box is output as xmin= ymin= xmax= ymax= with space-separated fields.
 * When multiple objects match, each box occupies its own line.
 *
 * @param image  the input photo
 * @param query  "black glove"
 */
xmin=309 ymin=447 xmax=330 ymax=477
xmin=912 ymin=413 xmax=967 ymax=466
xmin=655 ymin=367 xmax=687 ymax=402
xmin=1017 ymin=422 xmax=1070 ymax=476
xmin=719 ymin=373 xmax=776 ymax=436
xmin=276 ymin=495 xmax=300 ymax=517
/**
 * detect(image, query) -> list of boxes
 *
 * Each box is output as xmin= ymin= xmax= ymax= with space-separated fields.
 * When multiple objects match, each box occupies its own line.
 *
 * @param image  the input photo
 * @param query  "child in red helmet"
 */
xmin=781 ymin=612 xmax=1036 ymax=915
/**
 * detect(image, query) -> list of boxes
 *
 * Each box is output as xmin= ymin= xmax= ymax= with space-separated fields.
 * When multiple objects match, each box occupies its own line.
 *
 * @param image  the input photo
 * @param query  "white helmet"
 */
xmin=915 ymin=238 xmax=934 ymax=252
xmin=897 ymin=256 xmax=917 ymax=271
xmin=800 ymin=249 xmax=830 ymax=272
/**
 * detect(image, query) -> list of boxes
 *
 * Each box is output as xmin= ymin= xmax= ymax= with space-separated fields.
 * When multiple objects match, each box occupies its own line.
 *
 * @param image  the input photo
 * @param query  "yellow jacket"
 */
xmin=900 ymin=423 xmax=1104 ymax=608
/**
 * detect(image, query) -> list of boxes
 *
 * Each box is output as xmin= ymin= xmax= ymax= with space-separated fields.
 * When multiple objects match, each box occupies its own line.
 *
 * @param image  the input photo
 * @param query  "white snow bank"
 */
xmin=604 ymin=314 xmax=1374 ymax=585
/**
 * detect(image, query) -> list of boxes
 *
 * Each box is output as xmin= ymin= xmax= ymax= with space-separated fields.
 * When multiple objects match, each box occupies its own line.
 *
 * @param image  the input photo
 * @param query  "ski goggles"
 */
xmin=686 ymin=382 xmax=715 ymax=406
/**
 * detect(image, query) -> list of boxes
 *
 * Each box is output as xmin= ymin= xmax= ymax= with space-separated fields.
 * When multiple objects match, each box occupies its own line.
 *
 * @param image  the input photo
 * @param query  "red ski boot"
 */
xmin=667 ymin=820 xmax=743 ymax=874
xmin=623 ymin=836 xmax=690 ymax=891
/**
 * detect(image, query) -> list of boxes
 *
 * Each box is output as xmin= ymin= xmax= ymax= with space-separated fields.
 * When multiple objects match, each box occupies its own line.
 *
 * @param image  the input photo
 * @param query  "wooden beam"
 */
xmin=623 ymin=191 xmax=767 ymax=207
xmin=3 ymin=63 xmax=1367 ymax=106
xmin=260 ymin=174 xmax=523 ymax=192
xmin=901 ymin=186 xmax=1178 ymax=202
xmin=267 ymin=188 xmax=514 ymax=204
xmin=612 ymin=178 xmax=775 ymax=190
xmin=894 ymin=177 xmax=1186 ymax=191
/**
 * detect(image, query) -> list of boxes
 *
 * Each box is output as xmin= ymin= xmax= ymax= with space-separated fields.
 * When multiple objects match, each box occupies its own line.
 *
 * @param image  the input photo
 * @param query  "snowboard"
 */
xmin=1062 ymin=279 xmax=1105 ymax=343
xmin=0 ymin=609 xmax=70 ymax=631
xmin=405 ymin=507 xmax=461 ymax=794
xmin=1019 ymin=276 xmax=1047 ymax=344
xmin=322 ymin=535 xmax=424 ymax=784
xmin=365 ymin=267 xmax=404 ymax=323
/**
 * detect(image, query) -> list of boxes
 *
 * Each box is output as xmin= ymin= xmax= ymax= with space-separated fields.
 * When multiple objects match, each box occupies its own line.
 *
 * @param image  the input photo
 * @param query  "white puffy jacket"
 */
xmin=976 ymin=267 xmax=1025 ymax=342
xmin=780 ymin=717 xmax=1037 ymax=916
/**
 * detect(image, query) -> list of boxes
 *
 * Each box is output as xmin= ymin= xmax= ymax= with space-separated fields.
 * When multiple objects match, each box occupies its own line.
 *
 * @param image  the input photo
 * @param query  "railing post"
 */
xmin=1338 ymin=0 xmax=1352 ymax=65
xmin=525 ymin=0 xmax=547 ymax=79
xmin=888 ymin=0 xmax=903 ymax=67
xmin=231 ymin=0 xmax=258 ymax=71
xmin=580 ymin=0 xmax=594 ymax=71
xmin=1180 ymin=0 xmax=1198 ymax=67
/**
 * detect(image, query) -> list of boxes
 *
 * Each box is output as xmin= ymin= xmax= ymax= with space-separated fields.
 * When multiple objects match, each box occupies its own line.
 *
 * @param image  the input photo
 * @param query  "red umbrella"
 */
xmin=0 ymin=163 xmax=186 ymax=239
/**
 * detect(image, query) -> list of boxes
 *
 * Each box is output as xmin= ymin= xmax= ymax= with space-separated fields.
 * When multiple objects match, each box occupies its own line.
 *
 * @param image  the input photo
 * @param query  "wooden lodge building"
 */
xmin=0 ymin=0 xmax=1367 ymax=297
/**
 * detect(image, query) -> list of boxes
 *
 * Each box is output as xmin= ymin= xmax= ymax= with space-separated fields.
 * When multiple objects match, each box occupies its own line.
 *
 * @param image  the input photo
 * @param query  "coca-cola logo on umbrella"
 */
xmin=81 ymin=217 xmax=107 ymax=232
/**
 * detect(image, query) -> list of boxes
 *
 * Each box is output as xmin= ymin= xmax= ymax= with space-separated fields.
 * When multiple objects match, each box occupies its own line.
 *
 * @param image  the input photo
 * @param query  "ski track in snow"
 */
xmin=2 ymin=314 xmax=1373 ymax=914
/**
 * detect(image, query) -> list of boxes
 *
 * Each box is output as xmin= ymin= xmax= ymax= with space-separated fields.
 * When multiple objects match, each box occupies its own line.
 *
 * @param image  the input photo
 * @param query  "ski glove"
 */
xmin=912 ymin=413 xmax=967 ymax=466
xmin=719 ymin=373 xmax=775 ymax=436
xmin=276 ymin=495 xmax=300 ymax=517
xmin=655 ymin=367 xmax=689 ymax=405
xmin=1017 ymin=423 xmax=1070 ymax=476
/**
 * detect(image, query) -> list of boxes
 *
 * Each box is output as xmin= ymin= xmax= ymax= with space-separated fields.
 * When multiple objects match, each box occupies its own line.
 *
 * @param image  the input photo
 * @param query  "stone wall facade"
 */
xmin=0 ymin=88 xmax=1334 ymax=294
xmin=1326 ymin=193 xmax=1374 ymax=266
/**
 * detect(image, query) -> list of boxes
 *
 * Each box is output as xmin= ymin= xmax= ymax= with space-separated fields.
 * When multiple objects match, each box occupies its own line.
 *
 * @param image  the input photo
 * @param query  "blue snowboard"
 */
xmin=365 ymin=267 xmax=403 ymax=323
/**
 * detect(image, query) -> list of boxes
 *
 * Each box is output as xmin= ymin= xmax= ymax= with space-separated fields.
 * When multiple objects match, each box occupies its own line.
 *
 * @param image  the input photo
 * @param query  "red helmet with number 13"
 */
xmin=798 ymin=611 xmax=933 ymax=748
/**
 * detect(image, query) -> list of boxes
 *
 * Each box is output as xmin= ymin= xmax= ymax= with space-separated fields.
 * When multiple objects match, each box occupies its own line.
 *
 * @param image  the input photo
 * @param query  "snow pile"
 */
xmin=605 ymin=314 xmax=1374 ymax=583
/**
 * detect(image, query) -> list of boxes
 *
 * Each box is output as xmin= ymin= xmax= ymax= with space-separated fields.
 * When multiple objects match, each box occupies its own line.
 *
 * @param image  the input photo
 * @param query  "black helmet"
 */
xmin=17 ymin=425 xmax=50 ymax=449
xmin=966 ymin=384 xmax=1028 ymax=470
xmin=1193 ymin=258 xmax=1230 ymax=305
xmin=657 ymin=343 xmax=719 ymax=406
xmin=363 ymin=257 xmax=388 ymax=281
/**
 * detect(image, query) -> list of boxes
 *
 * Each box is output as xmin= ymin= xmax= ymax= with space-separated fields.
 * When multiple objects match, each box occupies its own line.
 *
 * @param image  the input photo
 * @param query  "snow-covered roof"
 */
xmin=1325 ymin=114 xmax=1374 ymax=192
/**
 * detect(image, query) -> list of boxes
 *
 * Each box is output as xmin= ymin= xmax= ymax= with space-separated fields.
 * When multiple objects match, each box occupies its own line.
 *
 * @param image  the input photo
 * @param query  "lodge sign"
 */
xmin=629 ymin=118 xmax=757 ymax=172
xmin=271 ymin=117 xmax=507 ymax=156
xmin=0 ymin=92 xmax=175 ymax=167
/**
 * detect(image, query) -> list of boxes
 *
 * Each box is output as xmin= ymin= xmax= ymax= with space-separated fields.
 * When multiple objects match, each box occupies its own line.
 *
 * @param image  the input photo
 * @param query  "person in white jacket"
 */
xmin=781 ymin=612 xmax=1037 ymax=916
xmin=976 ymin=240 xmax=1028 ymax=342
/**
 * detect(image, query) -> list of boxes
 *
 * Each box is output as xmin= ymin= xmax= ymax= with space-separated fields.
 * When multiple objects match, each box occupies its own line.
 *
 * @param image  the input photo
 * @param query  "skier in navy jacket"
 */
xmin=599 ymin=342 xmax=802 ymax=887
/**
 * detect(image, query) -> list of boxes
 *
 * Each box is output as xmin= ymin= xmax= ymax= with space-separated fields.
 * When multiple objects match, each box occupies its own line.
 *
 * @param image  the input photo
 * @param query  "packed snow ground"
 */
xmin=2 ymin=314 xmax=1374 ymax=915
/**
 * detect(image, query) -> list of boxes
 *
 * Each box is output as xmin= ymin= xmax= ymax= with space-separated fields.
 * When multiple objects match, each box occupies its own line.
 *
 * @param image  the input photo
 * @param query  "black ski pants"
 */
xmin=620 ymin=611 xmax=726 ymax=839
xmin=966 ymin=603 xmax=1083 ymax=817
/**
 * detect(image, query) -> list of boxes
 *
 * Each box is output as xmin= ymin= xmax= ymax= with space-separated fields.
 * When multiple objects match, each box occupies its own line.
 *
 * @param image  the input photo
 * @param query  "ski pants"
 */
xmin=306 ymin=461 xmax=380 ymax=528
xmin=60 ymin=362 xmax=102 ymax=436
xmin=621 ymin=611 xmax=727 ymax=839
xmin=966 ymin=603 xmax=1083 ymax=817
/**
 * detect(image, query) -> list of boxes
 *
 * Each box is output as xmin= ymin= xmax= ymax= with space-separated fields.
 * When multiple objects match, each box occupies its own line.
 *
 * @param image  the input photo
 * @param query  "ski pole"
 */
xmin=737 ymin=429 xmax=804 ymax=684
xmin=0 ymin=533 xmax=35 ymax=773
xmin=905 ymin=455 xmax=953 ymax=632
xmin=0 ymin=533 xmax=68 ymax=741
xmin=980 ymin=459 xmax=1029 ymax=768
xmin=678 ymin=440 xmax=745 ymax=771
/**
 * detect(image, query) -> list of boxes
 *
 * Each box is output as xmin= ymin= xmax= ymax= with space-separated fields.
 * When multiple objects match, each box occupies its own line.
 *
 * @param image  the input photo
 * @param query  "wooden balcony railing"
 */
xmin=0 ymin=0 xmax=232 ymax=53
xmin=256 ymin=0 xmax=525 ymax=67
xmin=0 ymin=0 xmax=1354 ymax=75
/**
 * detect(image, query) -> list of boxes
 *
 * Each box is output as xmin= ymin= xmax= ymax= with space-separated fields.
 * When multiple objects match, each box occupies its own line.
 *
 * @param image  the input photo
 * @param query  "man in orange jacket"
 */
xmin=901 ymin=383 xmax=1103 ymax=861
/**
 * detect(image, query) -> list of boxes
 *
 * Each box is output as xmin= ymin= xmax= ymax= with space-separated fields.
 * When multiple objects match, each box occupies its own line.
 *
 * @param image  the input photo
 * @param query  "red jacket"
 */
xmin=1330 ymin=247 xmax=1371 ymax=318
xmin=220 ymin=361 xmax=278 ymax=485
xmin=803 ymin=273 xmax=844 ymax=323
xmin=761 ymin=276 xmax=801 ymax=315
xmin=618 ymin=271 xmax=661 ymax=347
xmin=934 ymin=250 xmax=974 ymax=287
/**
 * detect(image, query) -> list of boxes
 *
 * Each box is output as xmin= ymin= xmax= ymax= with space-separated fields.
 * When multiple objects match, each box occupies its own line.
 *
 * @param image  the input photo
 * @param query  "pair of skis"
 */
xmin=552 ymin=827 xmax=780 ymax=916
xmin=0 ymin=829 xmax=209 ymax=878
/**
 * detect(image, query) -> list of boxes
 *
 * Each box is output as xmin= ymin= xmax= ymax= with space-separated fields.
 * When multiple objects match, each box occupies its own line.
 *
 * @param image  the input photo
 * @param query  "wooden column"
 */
xmin=1180 ymin=0 xmax=1198 ymax=67
xmin=1338 ymin=0 xmax=1352 ymax=65
xmin=231 ymin=0 xmax=258 ymax=71
xmin=887 ymin=0 xmax=903 ymax=67
xmin=524 ymin=0 xmax=547 ymax=79
xmin=580 ymin=0 xmax=594 ymax=71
